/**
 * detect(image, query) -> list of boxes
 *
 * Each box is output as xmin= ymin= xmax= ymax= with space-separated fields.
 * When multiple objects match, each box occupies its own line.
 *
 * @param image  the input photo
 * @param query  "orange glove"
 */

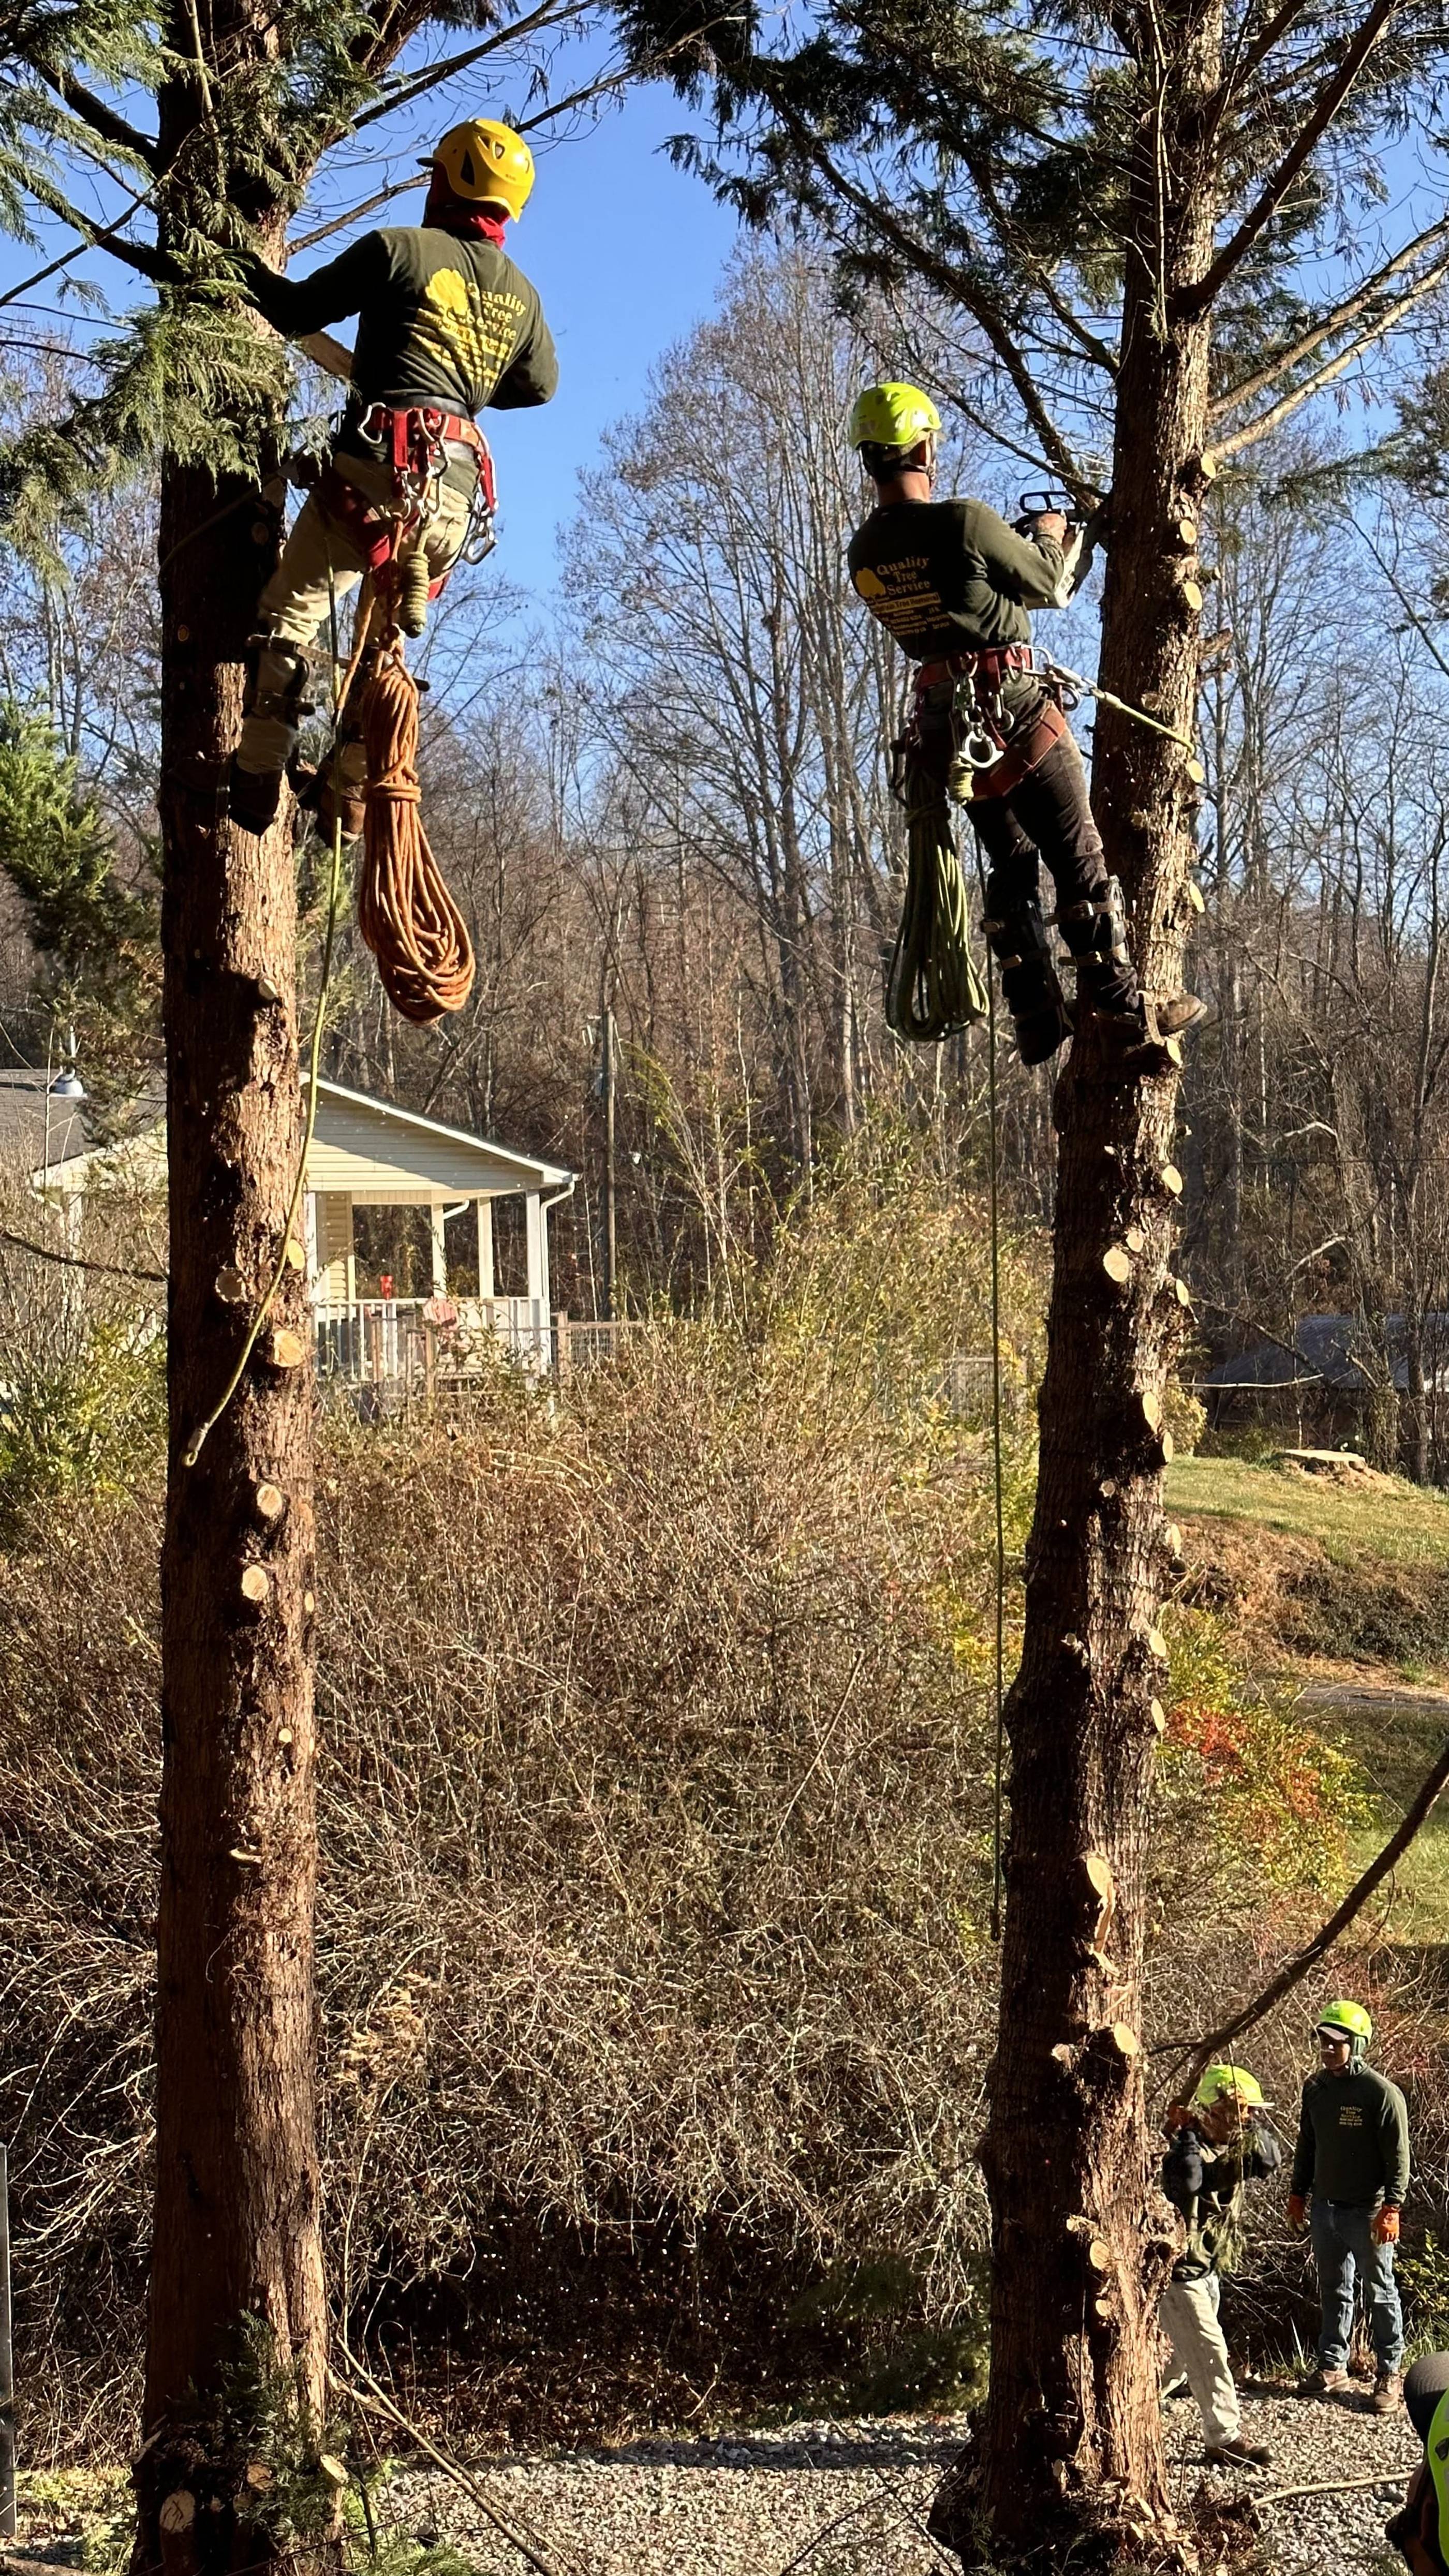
xmin=1164 ymin=2101 xmax=1193 ymax=2137
xmin=1372 ymin=2204 xmax=1401 ymax=2245
xmin=1287 ymin=2194 xmax=1308 ymax=2231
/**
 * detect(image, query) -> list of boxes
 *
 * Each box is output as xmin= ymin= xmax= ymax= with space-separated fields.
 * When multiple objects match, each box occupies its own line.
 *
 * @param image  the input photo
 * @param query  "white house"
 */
xmin=17 ymin=1070 xmax=575 ymax=1383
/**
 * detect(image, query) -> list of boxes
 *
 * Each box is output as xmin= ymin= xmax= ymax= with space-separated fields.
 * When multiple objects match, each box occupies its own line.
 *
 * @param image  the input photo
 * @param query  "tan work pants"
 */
xmin=236 ymin=451 xmax=471 ymax=780
xmin=1160 ymin=2272 xmax=1241 ymax=2447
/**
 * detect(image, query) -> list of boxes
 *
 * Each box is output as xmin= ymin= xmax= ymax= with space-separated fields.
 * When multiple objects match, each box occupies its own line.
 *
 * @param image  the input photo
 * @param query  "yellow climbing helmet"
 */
xmin=1192 ymin=2063 xmax=1268 ymax=2112
xmin=847 ymin=383 xmax=941 ymax=453
xmin=425 ymin=119 xmax=535 ymax=220
xmin=1317 ymin=1998 xmax=1372 ymax=2049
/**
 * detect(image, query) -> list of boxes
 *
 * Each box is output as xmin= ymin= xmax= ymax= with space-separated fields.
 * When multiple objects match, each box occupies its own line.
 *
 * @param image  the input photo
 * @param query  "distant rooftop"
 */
xmin=1201 ymin=1312 xmax=1449 ymax=1395
xmin=0 ymin=1064 xmax=93 ymax=1170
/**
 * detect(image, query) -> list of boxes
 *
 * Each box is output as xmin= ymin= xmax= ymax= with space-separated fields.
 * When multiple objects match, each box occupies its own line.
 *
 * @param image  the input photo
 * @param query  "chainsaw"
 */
xmin=1011 ymin=487 xmax=1107 ymax=603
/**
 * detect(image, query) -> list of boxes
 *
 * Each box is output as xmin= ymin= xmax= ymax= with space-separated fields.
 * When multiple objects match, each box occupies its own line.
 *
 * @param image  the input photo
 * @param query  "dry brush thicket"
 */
xmin=0 ymin=1154 xmax=1041 ymax=2451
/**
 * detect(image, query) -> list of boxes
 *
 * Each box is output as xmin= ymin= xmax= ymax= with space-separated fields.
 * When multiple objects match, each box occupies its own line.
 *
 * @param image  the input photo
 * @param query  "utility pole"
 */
xmin=602 ymin=1003 xmax=617 ymax=1325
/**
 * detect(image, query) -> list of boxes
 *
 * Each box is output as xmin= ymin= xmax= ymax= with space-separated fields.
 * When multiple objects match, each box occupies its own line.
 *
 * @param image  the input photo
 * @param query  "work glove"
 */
xmin=1286 ymin=2193 xmax=1307 ymax=2231
xmin=1163 ymin=2101 xmax=1193 ymax=2138
xmin=1372 ymin=2204 xmax=1401 ymax=2245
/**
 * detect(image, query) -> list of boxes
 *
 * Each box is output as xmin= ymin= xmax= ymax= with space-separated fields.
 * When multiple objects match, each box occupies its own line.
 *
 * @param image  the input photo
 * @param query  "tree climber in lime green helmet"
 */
xmin=227 ymin=117 xmax=557 ymax=838
xmin=846 ymin=382 xmax=1205 ymax=1065
xmin=1288 ymin=2000 xmax=1409 ymax=2412
xmin=1387 ymin=2353 xmax=1449 ymax=2572
xmin=1159 ymin=2064 xmax=1281 ymax=2467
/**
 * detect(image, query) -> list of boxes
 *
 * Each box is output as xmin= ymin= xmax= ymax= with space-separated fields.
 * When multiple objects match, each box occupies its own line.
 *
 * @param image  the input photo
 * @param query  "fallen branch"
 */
xmin=330 ymin=2338 xmax=584 ymax=2576
xmin=1254 ymin=2470 xmax=1406 ymax=2504
xmin=1162 ymin=1727 xmax=1449 ymax=2093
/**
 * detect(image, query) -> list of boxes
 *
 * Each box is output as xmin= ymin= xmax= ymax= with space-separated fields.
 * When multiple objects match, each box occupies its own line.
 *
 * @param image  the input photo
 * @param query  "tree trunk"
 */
xmin=933 ymin=2 xmax=1221 ymax=2561
xmin=138 ymin=37 xmax=327 ymax=2569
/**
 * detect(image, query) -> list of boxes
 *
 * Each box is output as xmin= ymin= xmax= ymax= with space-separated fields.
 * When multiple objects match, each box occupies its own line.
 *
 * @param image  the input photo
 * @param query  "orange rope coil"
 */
xmin=358 ymin=639 xmax=476 ymax=1024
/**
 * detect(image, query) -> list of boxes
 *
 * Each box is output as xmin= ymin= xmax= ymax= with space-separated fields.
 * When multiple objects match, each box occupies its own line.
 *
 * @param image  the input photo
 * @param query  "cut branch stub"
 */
xmin=1087 ymin=2237 xmax=1113 ymax=2274
xmin=1187 ymin=878 xmax=1206 ymax=913
xmin=283 ymin=1236 xmax=306 ymax=1273
xmin=1105 ymin=2022 xmax=1140 ymax=2060
xmin=1159 ymin=1164 xmax=1184 ymax=1198
xmin=1125 ymin=1225 xmax=1146 ymax=1254
xmin=253 ymin=1481 xmax=285 ymax=1524
xmin=1145 ymin=1625 xmax=1168 ymax=1660
xmin=264 ymin=1327 xmax=306 ymax=1371
xmin=215 ymin=1266 xmax=247 ymax=1306
xmin=157 ymin=2491 xmax=198 ymax=2576
xmin=1140 ymin=1391 xmax=1164 ymax=1434
xmin=240 ymin=1564 xmax=271 ymax=1608
xmin=1150 ymin=1698 xmax=1167 ymax=1735
xmin=1180 ymin=578 xmax=1204 ymax=614
xmin=1174 ymin=1277 xmax=1193 ymax=1308
xmin=1174 ymin=516 xmax=1199 ymax=548
xmin=1164 ymin=1522 xmax=1183 ymax=1556
xmin=1103 ymin=1245 xmax=1133 ymax=1286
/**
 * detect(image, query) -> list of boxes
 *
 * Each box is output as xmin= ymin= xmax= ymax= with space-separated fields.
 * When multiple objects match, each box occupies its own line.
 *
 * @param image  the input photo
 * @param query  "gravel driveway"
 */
xmin=386 ymin=2382 xmax=1421 ymax=2575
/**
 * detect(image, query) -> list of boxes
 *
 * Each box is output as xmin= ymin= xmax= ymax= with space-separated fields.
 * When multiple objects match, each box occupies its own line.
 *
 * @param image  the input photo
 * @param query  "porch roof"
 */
xmin=33 ymin=1077 xmax=574 ymax=1206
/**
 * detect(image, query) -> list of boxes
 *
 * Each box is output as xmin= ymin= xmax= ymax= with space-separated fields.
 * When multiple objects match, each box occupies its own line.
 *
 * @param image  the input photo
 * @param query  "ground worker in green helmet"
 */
xmin=1386 ymin=2353 xmax=1449 ymax=2571
xmin=1288 ymin=1999 xmax=1409 ymax=2412
xmin=846 ymin=383 xmax=1205 ymax=1064
xmin=228 ymin=117 xmax=558 ymax=837
xmin=1159 ymin=2064 xmax=1281 ymax=2467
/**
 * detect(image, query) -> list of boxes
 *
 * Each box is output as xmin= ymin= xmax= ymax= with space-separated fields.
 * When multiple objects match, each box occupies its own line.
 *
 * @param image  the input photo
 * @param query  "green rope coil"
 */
xmin=885 ymin=764 xmax=989 ymax=1044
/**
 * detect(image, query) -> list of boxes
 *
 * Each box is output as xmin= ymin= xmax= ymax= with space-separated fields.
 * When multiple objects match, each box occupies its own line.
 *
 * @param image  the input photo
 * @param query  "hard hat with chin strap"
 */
xmin=847 ymin=383 xmax=941 ymax=454
xmin=1316 ymin=1998 xmax=1373 ymax=2060
xmin=422 ymin=119 xmax=535 ymax=220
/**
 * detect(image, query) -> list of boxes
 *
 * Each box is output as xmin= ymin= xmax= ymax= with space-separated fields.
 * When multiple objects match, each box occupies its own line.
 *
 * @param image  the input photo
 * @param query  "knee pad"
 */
xmin=1057 ymin=873 xmax=1132 ymax=972
xmin=244 ymin=636 xmax=317 ymax=728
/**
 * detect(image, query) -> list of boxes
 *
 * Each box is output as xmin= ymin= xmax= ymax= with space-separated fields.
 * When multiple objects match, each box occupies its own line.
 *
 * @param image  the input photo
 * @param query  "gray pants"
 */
xmin=1160 ymin=2271 xmax=1240 ymax=2447
xmin=236 ymin=450 xmax=471 ymax=782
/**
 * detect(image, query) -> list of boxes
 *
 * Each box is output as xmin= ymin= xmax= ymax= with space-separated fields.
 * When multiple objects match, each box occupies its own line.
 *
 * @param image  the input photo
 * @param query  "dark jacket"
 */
xmin=847 ymin=496 xmax=1068 ymax=728
xmin=1162 ymin=2117 xmax=1282 ymax=2283
xmin=240 ymin=226 xmax=558 ymax=422
xmin=1291 ymin=2065 xmax=1410 ymax=2207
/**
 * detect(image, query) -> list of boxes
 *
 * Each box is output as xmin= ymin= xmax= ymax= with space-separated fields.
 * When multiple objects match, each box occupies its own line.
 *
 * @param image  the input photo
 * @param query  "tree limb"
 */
xmin=1210 ymin=214 xmax=1449 ymax=420
xmin=35 ymin=65 xmax=159 ymax=169
xmin=1207 ymin=246 xmax=1449 ymax=463
xmin=350 ymin=2 xmax=595 ymax=132
xmin=1180 ymin=0 xmax=1403 ymax=318
xmin=0 ymin=1225 xmax=166 ymax=1284
xmin=1218 ymin=0 xmax=1317 ymax=108
xmin=768 ymin=100 xmax=1085 ymax=491
xmin=1166 ymin=1720 xmax=1449 ymax=2094
xmin=22 ymin=176 xmax=176 ymax=286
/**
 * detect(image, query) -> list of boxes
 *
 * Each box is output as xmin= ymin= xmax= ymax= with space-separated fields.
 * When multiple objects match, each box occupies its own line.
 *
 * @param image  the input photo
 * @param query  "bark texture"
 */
xmin=139 ymin=27 xmax=326 ymax=2569
xmin=933 ymin=0 xmax=1224 ymax=2560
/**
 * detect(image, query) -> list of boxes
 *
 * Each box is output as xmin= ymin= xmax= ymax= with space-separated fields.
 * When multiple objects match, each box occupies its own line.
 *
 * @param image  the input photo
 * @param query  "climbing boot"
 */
xmin=1205 ymin=2437 xmax=1272 ymax=2467
xmin=1096 ymin=990 xmax=1208 ymax=1050
xmin=1371 ymin=2370 xmax=1403 ymax=2416
xmin=227 ymin=756 xmax=283 ymax=836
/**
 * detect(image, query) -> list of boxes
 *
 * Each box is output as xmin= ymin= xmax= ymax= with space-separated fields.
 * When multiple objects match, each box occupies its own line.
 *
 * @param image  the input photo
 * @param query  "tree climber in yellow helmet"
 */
xmin=1158 ymin=2065 xmax=1280 ymax=2467
xmin=846 ymin=383 xmax=1204 ymax=1064
xmin=228 ymin=117 xmax=557 ymax=836
xmin=1288 ymin=2000 xmax=1409 ymax=2413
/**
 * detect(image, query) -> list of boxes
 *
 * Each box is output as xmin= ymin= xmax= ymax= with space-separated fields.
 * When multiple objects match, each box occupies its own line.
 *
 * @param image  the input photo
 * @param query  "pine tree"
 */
xmin=615 ymin=0 xmax=1449 ymax=2556
xmin=0 ymin=2 xmax=616 ymax=2557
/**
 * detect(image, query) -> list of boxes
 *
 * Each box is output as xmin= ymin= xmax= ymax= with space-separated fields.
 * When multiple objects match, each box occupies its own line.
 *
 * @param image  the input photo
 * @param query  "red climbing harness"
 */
xmin=317 ymin=402 xmax=497 ymax=611
xmin=901 ymin=644 xmax=1067 ymax=802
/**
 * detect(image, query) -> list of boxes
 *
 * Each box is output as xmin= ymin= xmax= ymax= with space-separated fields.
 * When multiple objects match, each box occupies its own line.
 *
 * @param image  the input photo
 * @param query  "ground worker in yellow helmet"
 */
xmin=1159 ymin=2064 xmax=1281 ymax=2467
xmin=228 ymin=118 xmax=557 ymax=836
xmin=1386 ymin=2353 xmax=1449 ymax=2571
xmin=1288 ymin=1999 xmax=1409 ymax=2412
xmin=847 ymin=384 xmax=1204 ymax=1064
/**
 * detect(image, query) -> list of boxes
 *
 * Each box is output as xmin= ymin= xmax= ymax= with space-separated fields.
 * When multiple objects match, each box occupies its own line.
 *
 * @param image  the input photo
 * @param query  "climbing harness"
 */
xmin=318 ymin=402 xmax=497 ymax=636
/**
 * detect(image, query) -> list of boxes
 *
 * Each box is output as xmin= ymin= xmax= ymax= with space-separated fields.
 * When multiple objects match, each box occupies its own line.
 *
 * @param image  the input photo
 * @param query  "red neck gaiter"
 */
xmin=423 ymin=174 xmax=507 ymax=245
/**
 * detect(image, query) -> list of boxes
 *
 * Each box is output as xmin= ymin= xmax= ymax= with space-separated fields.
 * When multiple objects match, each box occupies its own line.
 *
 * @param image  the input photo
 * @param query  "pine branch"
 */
xmin=35 ymin=66 xmax=158 ymax=169
xmin=24 ymin=173 xmax=176 ymax=285
xmin=1179 ymin=0 xmax=1404 ymax=318
xmin=1207 ymin=245 xmax=1449 ymax=462
xmin=766 ymin=98 xmax=1083 ymax=490
xmin=1218 ymin=0 xmax=1317 ymax=105
xmin=350 ymin=2 xmax=594 ymax=132
xmin=1210 ymin=214 xmax=1449 ymax=419
xmin=970 ymin=161 xmax=1118 ymax=378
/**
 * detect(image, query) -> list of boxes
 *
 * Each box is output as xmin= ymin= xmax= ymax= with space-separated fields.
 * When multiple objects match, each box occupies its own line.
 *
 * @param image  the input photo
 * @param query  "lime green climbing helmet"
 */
xmin=1192 ymin=2063 xmax=1268 ymax=2112
xmin=848 ymin=382 xmax=941 ymax=452
xmin=1316 ymin=1998 xmax=1372 ymax=2052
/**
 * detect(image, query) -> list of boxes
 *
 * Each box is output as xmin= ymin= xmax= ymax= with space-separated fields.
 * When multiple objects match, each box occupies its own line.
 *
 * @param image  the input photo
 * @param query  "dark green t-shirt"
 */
xmin=1291 ymin=2066 xmax=1410 ymax=2206
xmin=242 ymin=226 xmax=557 ymax=425
xmin=847 ymin=497 xmax=1067 ymax=727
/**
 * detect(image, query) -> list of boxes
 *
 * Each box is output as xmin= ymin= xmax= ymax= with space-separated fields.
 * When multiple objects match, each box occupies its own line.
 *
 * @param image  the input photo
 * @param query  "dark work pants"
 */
xmin=967 ymin=731 xmax=1137 ymax=1014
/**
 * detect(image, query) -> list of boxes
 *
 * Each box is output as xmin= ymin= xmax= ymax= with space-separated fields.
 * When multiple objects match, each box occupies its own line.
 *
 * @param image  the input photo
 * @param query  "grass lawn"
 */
xmin=1166 ymin=1454 xmax=1449 ymax=1568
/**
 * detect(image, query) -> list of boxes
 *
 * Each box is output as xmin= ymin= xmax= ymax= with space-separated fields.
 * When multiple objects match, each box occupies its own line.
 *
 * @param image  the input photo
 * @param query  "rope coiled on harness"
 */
xmin=885 ymin=767 xmax=989 ymax=1044
xmin=358 ymin=640 xmax=476 ymax=1024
